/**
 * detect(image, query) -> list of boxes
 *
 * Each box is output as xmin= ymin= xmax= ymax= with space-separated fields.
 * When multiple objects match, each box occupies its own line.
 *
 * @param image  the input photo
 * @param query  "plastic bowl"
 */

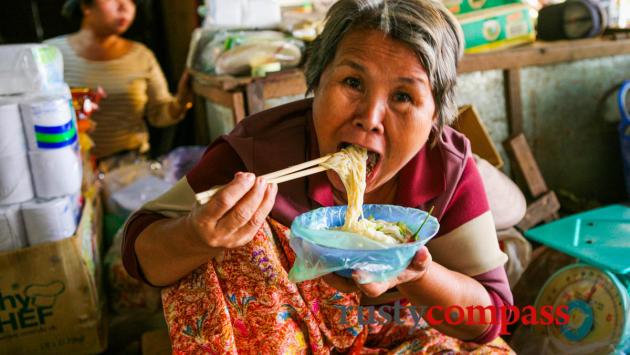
xmin=289 ymin=204 xmax=439 ymax=281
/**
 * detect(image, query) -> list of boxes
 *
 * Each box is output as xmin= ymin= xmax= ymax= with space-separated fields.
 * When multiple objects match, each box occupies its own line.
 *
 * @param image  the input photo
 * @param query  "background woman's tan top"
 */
xmin=45 ymin=35 xmax=185 ymax=158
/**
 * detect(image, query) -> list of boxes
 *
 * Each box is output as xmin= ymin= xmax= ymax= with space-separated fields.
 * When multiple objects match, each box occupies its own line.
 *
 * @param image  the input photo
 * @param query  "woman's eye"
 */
xmin=343 ymin=77 xmax=362 ymax=90
xmin=393 ymin=92 xmax=412 ymax=103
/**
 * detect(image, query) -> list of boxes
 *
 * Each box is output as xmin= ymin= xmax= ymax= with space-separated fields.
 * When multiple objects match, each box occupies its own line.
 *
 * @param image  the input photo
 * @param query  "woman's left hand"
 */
xmin=176 ymin=69 xmax=194 ymax=108
xmin=322 ymin=246 xmax=432 ymax=297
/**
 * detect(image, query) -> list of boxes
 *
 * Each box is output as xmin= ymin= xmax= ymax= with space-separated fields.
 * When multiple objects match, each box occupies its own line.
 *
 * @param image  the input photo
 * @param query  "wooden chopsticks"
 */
xmin=195 ymin=155 xmax=332 ymax=205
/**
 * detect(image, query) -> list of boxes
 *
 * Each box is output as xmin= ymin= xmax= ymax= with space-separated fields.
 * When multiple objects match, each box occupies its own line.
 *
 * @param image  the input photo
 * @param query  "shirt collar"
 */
xmin=394 ymin=139 xmax=445 ymax=207
xmin=307 ymin=115 xmax=445 ymax=208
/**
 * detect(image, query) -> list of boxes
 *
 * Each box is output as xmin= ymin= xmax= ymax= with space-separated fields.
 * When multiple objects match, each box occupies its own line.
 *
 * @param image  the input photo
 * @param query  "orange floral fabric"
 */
xmin=162 ymin=219 xmax=514 ymax=354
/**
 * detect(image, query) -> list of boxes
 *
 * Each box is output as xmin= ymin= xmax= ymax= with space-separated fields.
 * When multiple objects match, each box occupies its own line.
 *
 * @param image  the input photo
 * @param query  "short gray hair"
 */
xmin=305 ymin=0 xmax=464 ymax=137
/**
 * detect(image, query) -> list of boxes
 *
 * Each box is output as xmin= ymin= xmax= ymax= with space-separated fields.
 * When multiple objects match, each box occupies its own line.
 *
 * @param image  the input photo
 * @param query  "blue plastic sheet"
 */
xmin=288 ymin=204 xmax=439 ymax=284
xmin=618 ymin=80 xmax=630 ymax=198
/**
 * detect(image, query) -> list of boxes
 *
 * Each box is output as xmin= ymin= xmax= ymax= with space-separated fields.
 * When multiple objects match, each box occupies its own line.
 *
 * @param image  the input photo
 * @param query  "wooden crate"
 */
xmin=453 ymin=105 xmax=504 ymax=169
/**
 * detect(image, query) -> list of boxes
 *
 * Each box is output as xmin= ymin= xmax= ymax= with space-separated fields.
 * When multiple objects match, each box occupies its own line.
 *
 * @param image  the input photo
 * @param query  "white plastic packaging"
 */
xmin=0 ymin=102 xmax=34 ymax=205
xmin=0 ymin=203 xmax=28 ymax=252
xmin=22 ymin=196 xmax=77 ymax=246
xmin=202 ymin=0 xmax=282 ymax=30
xmin=28 ymin=144 xmax=82 ymax=199
xmin=0 ymin=44 xmax=64 ymax=95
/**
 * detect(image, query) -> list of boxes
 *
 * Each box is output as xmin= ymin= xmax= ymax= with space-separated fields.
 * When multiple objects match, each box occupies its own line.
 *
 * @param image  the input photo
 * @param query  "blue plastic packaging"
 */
xmin=288 ymin=204 xmax=439 ymax=284
xmin=618 ymin=80 xmax=630 ymax=198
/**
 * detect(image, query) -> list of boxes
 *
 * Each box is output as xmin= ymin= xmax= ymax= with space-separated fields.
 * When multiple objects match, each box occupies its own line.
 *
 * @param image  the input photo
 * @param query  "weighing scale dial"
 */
xmin=535 ymin=264 xmax=630 ymax=354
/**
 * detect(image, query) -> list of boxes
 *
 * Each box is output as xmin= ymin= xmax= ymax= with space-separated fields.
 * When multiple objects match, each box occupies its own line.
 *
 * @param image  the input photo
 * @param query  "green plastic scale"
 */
xmin=525 ymin=204 xmax=630 ymax=354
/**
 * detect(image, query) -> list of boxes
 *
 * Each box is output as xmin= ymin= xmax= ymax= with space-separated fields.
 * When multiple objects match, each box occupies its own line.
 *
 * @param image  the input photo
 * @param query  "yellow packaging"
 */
xmin=458 ymin=3 xmax=535 ymax=53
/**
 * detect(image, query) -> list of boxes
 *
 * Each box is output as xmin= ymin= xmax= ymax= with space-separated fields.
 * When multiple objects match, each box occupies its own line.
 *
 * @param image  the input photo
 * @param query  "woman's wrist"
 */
xmin=398 ymin=259 xmax=433 ymax=292
xmin=177 ymin=94 xmax=193 ymax=108
xmin=184 ymin=213 xmax=223 ymax=258
xmin=168 ymin=95 xmax=193 ymax=120
xmin=176 ymin=94 xmax=193 ymax=112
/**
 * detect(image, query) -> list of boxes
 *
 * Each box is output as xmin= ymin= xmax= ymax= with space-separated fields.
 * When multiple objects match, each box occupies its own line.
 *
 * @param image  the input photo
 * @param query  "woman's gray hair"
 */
xmin=305 ymin=0 xmax=464 ymax=139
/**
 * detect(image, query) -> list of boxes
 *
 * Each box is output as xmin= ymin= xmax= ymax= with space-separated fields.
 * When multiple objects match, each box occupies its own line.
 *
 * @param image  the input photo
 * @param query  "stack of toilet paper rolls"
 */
xmin=0 ymin=44 xmax=82 ymax=252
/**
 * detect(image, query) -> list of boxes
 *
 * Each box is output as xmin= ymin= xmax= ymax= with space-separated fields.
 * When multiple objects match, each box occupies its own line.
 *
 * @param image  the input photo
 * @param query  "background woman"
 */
xmin=46 ymin=0 xmax=193 ymax=159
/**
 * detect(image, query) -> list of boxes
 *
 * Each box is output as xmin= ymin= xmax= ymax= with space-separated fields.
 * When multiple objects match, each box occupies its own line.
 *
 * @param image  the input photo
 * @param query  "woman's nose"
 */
xmin=352 ymin=95 xmax=385 ymax=134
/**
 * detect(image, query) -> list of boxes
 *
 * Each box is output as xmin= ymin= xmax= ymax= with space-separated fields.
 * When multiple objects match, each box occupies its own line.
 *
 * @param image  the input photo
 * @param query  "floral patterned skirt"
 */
xmin=162 ymin=219 xmax=515 ymax=354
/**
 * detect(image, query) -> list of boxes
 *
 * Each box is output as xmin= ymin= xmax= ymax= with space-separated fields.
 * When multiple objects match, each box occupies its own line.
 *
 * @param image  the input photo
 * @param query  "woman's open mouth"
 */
xmin=338 ymin=142 xmax=382 ymax=182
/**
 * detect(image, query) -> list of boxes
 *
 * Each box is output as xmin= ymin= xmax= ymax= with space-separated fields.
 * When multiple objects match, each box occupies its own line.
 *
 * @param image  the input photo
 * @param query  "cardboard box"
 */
xmin=443 ymin=0 xmax=521 ymax=15
xmin=0 ymin=190 xmax=107 ymax=354
xmin=457 ymin=3 xmax=535 ymax=53
xmin=453 ymin=105 xmax=504 ymax=169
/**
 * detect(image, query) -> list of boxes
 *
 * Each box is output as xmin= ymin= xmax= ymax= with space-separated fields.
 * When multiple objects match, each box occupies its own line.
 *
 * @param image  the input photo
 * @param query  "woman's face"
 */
xmin=84 ymin=0 xmax=136 ymax=35
xmin=312 ymin=29 xmax=436 ymax=197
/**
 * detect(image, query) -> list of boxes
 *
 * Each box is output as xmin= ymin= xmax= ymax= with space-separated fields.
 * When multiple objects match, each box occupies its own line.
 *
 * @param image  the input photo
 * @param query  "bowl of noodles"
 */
xmin=288 ymin=204 xmax=439 ymax=282
xmin=287 ymin=145 xmax=440 ymax=283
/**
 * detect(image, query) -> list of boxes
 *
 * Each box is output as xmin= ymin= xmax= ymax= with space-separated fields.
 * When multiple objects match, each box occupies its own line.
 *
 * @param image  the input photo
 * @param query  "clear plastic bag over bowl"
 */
xmin=288 ymin=204 xmax=439 ymax=284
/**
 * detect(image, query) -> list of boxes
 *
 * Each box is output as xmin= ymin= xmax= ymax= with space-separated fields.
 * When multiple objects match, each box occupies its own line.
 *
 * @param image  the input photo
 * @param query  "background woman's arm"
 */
xmin=144 ymin=49 xmax=192 ymax=127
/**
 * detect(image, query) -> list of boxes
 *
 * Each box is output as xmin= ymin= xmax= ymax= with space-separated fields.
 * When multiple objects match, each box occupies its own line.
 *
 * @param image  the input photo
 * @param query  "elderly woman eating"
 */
xmin=122 ymin=0 xmax=514 ymax=353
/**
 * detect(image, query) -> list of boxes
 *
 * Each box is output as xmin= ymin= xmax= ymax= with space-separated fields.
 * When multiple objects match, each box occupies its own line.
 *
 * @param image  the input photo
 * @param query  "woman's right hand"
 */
xmin=186 ymin=172 xmax=278 ymax=250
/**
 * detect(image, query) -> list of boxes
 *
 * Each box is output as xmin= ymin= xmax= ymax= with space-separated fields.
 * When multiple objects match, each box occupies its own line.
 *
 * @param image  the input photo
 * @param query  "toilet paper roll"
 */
xmin=0 ymin=103 xmax=28 ymax=154
xmin=28 ymin=145 xmax=82 ymax=199
xmin=0 ymin=153 xmax=34 ymax=205
xmin=20 ymin=98 xmax=76 ymax=150
xmin=0 ymin=203 xmax=28 ymax=252
xmin=22 ymin=197 xmax=76 ymax=246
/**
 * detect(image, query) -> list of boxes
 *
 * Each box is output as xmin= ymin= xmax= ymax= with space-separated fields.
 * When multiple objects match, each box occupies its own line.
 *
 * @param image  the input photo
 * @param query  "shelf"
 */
xmin=459 ymin=37 xmax=630 ymax=73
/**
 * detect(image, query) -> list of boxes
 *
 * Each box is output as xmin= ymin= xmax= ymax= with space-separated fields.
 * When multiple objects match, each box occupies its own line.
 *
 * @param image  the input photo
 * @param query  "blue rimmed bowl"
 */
xmin=288 ymin=204 xmax=439 ymax=282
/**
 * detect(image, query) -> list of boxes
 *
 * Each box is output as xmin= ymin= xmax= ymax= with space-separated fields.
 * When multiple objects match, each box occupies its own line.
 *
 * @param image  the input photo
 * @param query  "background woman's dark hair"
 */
xmin=61 ymin=0 xmax=94 ymax=21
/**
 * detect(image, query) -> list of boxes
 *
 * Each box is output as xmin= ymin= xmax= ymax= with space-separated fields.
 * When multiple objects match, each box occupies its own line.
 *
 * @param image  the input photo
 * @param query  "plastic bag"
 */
xmin=0 ymin=44 xmax=64 ymax=95
xmin=288 ymin=204 xmax=439 ymax=284
xmin=160 ymin=146 xmax=206 ymax=184
xmin=200 ymin=0 xmax=281 ymax=30
xmin=188 ymin=29 xmax=304 ymax=76
xmin=102 ymin=160 xmax=167 ymax=216
xmin=111 ymin=175 xmax=172 ymax=214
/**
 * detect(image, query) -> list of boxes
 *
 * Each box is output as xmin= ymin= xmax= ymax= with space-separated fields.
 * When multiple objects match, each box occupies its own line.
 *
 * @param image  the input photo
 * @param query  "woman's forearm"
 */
xmin=135 ymin=215 xmax=222 ymax=287
xmin=146 ymin=98 xmax=190 ymax=127
xmin=397 ymin=261 xmax=493 ymax=340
